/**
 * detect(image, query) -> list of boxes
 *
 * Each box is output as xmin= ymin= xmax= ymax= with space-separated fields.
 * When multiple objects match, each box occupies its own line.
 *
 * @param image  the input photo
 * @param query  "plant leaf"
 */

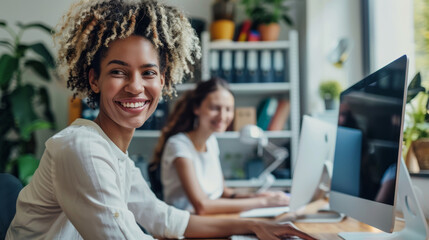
xmin=21 ymin=120 xmax=52 ymax=140
xmin=17 ymin=22 xmax=55 ymax=35
xmin=0 ymin=54 xmax=19 ymax=89
xmin=0 ymin=40 xmax=13 ymax=51
xmin=39 ymin=87 xmax=56 ymax=128
xmin=16 ymin=44 xmax=29 ymax=58
xmin=25 ymin=59 xmax=51 ymax=81
xmin=16 ymin=154 xmax=39 ymax=185
xmin=407 ymin=72 xmax=425 ymax=103
xmin=0 ymin=20 xmax=7 ymax=27
xmin=29 ymin=43 xmax=55 ymax=68
xmin=282 ymin=14 xmax=294 ymax=27
xmin=10 ymin=85 xmax=37 ymax=140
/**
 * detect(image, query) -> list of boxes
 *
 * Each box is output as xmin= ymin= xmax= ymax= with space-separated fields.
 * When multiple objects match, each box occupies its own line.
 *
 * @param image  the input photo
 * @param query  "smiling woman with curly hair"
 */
xmin=5 ymin=1 xmax=315 ymax=240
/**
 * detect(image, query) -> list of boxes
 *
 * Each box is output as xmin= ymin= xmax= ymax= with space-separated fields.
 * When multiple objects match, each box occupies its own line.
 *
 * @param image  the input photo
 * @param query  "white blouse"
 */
xmin=161 ymin=133 xmax=224 ymax=212
xmin=6 ymin=119 xmax=189 ymax=240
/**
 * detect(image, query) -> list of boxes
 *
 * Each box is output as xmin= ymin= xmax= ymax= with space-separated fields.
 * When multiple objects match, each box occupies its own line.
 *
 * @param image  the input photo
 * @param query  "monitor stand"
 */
xmin=338 ymin=158 xmax=428 ymax=240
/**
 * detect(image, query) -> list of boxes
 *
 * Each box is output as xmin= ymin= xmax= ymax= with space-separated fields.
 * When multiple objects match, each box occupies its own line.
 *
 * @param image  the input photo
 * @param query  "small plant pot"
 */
xmin=324 ymin=98 xmax=335 ymax=110
xmin=210 ymin=20 xmax=235 ymax=41
xmin=258 ymin=23 xmax=280 ymax=41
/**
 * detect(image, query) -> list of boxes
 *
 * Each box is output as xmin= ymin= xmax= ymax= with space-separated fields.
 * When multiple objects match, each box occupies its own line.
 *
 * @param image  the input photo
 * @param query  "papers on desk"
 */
xmin=239 ymin=206 xmax=290 ymax=218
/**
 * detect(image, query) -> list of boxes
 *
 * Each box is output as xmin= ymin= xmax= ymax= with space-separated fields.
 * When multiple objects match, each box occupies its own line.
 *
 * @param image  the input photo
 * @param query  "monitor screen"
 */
xmin=330 ymin=55 xmax=408 ymax=232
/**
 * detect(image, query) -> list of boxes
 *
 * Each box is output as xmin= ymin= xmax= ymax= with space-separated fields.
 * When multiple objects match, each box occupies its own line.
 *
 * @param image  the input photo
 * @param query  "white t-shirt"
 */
xmin=6 ymin=119 xmax=189 ymax=240
xmin=161 ymin=133 xmax=224 ymax=212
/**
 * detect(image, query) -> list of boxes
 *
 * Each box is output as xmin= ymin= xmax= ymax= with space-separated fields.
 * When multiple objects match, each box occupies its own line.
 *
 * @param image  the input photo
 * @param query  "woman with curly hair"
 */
xmin=6 ymin=1 xmax=315 ymax=239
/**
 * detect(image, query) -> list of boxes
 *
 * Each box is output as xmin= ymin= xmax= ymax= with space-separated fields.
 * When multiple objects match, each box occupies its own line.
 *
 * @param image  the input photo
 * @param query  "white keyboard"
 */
xmin=229 ymin=222 xmax=304 ymax=240
xmin=230 ymin=235 xmax=303 ymax=240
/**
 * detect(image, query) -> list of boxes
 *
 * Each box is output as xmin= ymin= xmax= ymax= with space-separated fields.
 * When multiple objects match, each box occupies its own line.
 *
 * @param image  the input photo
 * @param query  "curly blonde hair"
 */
xmin=54 ymin=0 xmax=201 ymax=107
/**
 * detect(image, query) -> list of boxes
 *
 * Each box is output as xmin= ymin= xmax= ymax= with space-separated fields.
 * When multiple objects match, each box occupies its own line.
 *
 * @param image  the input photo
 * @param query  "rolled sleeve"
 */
xmin=127 ymin=164 xmax=190 ymax=238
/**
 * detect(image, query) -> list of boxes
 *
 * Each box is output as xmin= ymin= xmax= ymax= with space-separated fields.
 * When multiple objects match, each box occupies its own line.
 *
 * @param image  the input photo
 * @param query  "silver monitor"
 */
xmin=330 ymin=55 xmax=428 ymax=239
xmin=290 ymin=115 xmax=337 ymax=212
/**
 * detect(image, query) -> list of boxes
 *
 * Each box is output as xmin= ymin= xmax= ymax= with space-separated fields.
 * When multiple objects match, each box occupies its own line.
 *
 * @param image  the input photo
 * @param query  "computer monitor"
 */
xmin=288 ymin=115 xmax=347 ymax=223
xmin=289 ymin=115 xmax=337 ymax=211
xmin=330 ymin=55 xmax=428 ymax=239
xmin=240 ymin=116 xmax=342 ymax=221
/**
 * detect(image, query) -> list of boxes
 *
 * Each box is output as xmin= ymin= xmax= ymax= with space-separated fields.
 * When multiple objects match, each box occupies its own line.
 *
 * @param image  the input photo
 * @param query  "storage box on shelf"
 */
xmin=128 ymin=30 xmax=300 ymax=188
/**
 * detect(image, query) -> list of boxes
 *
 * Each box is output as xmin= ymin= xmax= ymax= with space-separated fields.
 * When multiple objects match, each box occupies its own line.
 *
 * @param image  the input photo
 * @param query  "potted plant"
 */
xmin=403 ymin=72 xmax=429 ymax=172
xmin=318 ymin=80 xmax=342 ymax=110
xmin=211 ymin=0 xmax=236 ymax=41
xmin=241 ymin=0 xmax=293 ymax=41
xmin=0 ymin=20 xmax=56 ymax=184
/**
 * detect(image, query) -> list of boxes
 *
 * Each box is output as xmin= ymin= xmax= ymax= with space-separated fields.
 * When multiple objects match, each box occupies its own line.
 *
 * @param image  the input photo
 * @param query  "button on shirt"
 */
xmin=6 ymin=119 xmax=189 ymax=240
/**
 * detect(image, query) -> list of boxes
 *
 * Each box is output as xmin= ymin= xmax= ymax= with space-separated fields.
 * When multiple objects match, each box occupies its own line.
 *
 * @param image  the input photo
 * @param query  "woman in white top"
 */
xmin=6 ymin=0 xmax=314 ymax=239
xmin=152 ymin=78 xmax=290 ymax=215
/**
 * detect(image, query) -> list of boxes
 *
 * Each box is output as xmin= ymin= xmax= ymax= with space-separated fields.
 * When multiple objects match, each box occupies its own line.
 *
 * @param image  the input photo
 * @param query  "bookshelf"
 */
xmin=129 ymin=30 xmax=300 ymax=188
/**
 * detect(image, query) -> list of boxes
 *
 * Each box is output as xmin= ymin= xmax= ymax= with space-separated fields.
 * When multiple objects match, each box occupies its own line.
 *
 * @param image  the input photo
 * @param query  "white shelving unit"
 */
xmin=129 ymin=30 xmax=300 ymax=188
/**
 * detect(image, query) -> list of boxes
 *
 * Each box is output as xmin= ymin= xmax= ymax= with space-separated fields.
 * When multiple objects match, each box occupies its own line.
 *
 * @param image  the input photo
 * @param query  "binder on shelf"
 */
xmin=221 ymin=50 xmax=233 ymax=82
xmin=139 ymin=99 xmax=168 ymax=130
xmin=233 ymin=107 xmax=256 ymax=131
xmin=246 ymin=50 xmax=259 ymax=83
xmin=268 ymin=99 xmax=290 ymax=131
xmin=234 ymin=50 xmax=245 ymax=83
xmin=273 ymin=50 xmax=285 ymax=82
xmin=260 ymin=50 xmax=274 ymax=83
xmin=256 ymin=97 xmax=278 ymax=130
xmin=210 ymin=50 xmax=221 ymax=78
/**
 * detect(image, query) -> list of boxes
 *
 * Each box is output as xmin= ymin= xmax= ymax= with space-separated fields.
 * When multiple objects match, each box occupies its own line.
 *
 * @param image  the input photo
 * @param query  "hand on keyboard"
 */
xmin=230 ymin=235 xmax=304 ymax=240
xmin=230 ymin=221 xmax=317 ymax=240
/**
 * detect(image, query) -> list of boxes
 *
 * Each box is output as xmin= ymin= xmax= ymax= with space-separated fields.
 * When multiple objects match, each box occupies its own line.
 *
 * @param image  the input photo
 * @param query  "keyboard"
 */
xmin=229 ymin=221 xmax=304 ymax=240
xmin=230 ymin=235 xmax=303 ymax=240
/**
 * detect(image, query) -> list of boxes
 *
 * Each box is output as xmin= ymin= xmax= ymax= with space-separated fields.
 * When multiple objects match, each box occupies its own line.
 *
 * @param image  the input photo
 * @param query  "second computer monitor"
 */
xmin=330 ymin=55 xmax=408 ymax=233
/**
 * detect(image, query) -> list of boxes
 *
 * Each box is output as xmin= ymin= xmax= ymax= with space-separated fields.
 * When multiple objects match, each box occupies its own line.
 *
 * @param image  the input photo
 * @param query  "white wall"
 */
xmin=305 ymin=0 xmax=363 ymax=115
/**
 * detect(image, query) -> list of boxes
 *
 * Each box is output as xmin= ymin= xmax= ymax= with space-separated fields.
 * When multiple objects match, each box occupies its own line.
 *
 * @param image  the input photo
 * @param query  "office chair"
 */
xmin=147 ymin=162 xmax=163 ymax=200
xmin=0 ymin=173 xmax=23 ymax=239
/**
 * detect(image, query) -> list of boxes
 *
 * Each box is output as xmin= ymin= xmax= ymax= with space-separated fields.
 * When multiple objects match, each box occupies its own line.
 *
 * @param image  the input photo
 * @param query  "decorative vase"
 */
xmin=210 ymin=20 xmax=235 ymax=41
xmin=258 ymin=23 xmax=280 ymax=41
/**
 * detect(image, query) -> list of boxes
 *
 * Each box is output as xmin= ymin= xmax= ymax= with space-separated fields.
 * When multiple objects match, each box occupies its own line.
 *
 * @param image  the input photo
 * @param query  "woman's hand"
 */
xmin=251 ymin=221 xmax=317 ymax=240
xmin=257 ymin=191 xmax=290 ymax=207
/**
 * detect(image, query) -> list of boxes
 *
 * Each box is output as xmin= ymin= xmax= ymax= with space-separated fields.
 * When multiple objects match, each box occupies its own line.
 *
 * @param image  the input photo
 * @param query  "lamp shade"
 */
xmin=239 ymin=124 xmax=268 ymax=146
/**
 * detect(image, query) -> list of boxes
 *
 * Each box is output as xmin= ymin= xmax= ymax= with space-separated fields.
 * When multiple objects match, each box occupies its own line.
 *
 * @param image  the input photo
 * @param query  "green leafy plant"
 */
xmin=0 ymin=20 xmax=56 ymax=184
xmin=403 ymin=72 xmax=429 ymax=151
xmin=319 ymin=80 xmax=342 ymax=101
xmin=241 ymin=0 xmax=293 ymax=26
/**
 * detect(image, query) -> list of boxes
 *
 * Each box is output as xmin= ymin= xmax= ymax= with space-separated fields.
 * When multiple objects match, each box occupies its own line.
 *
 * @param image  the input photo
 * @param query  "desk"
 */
xmin=190 ymin=199 xmax=410 ymax=240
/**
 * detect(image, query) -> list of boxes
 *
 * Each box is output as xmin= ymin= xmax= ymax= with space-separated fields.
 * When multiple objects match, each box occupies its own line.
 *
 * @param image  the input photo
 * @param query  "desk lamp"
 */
xmin=239 ymin=124 xmax=289 ymax=193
